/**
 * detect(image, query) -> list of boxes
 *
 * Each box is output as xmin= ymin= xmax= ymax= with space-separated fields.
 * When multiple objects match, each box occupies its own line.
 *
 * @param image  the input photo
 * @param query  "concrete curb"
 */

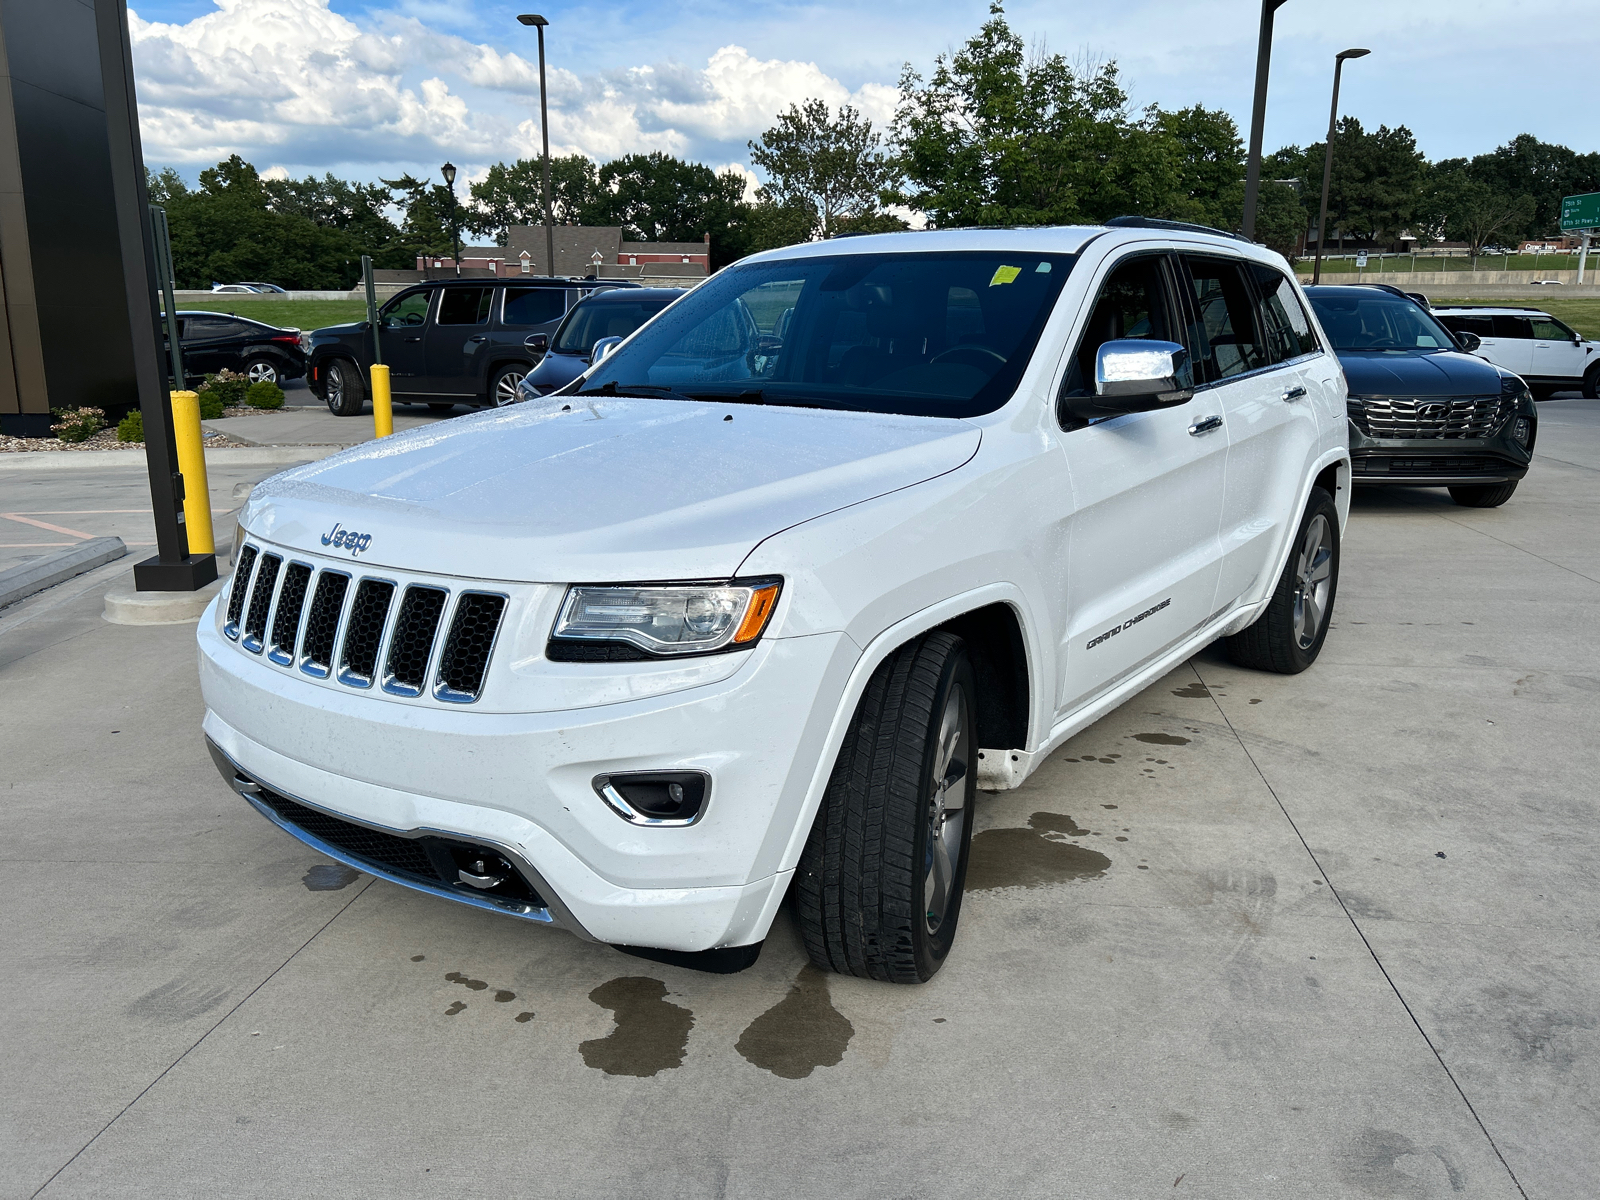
xmin=0 ymin=536 xmax=128 ymax=610
xmin=103 ymin=576 xmax=224 ymax=625
xmin=0 ymin=446 xmax=337 ymax=472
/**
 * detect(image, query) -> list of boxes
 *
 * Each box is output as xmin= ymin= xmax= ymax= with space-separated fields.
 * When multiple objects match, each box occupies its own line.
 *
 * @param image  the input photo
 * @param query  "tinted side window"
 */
xmin=437 ymin=288 xmax=492 ymax=326
xmin=503 ymin=287 xmax=568 ymax=327
xmin=184 ymin=315 xmax=227 ymax=338
xmin=1438 ymin=314 xmax=1495 ymax=338
xmin=1248 ymin=265 xmax=1318 ymax=362
xmin=381 ymin=291 xmax=430 ymax=328
xmin=1531 ymin=317 xmax=1572 ymax=340
xmin=1182 ymin=256 xmax=1265 ymax=382
xmin=1058 ymin=254 xmax=1177 ymax=405
xmin=1493 ymin=316 xmax=1533 ymax=339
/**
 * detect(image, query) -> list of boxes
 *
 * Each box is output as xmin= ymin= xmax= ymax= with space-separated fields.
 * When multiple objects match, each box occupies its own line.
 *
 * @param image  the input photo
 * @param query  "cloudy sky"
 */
xmin=130 ymin=0 xmax=1600 ymax=195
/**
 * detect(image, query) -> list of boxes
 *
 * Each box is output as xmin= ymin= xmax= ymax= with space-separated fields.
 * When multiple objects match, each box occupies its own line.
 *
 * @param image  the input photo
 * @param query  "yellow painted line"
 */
xmin=0 ymin=513 xmax=95 ymax=539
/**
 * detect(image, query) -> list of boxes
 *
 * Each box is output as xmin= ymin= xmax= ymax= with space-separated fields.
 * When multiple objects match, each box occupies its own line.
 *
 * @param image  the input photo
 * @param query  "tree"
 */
xmin=594 ymin=152 xmax=748 ymax=245
xmin=1253 ymin=180 xmax=1308 ymax=259
xmin=467 ymin=154 xmax=605 ymax=243
xmin=1151 ymin=104 xmax=1245 ymax=229
xmin=1295 ymin=118 xmax=1426 ymax=247
xmin=748 ymin=99 xmax=901 ymax=238
xmin=1466 ymin=135 xmax=1600 ymax=238
xmin=381 ymin=173 xmax=458 ymax=259
xmin=1421 ymin=167 xmax=1536 ymax=254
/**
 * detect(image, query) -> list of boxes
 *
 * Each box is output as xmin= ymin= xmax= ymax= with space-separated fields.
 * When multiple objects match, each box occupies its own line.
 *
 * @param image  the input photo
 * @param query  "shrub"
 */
xmin=198 ymin=392 xmax=225 ymax=420
xmin=117 ymin=410 xmax=144 ymax=442
xmin=51 ymin=406 xmax=107 ymax=443
xmin=245 ymin=380 xmax=285 ymax=409
xmin=199 ymin=368 xmax=249 ymax=408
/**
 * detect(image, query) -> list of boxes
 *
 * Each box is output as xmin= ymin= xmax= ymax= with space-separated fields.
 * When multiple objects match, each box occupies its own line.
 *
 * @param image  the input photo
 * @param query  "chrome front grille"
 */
xmin=223 ymin=546 xmax=506 ymax=704
xmin=1349 ymin=395 xmax=1511 ymax=440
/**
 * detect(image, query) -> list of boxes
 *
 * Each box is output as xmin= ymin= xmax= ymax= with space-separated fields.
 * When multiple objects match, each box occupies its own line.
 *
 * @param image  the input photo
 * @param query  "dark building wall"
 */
xmin=0 ymin=0 xmax=141 ymax=434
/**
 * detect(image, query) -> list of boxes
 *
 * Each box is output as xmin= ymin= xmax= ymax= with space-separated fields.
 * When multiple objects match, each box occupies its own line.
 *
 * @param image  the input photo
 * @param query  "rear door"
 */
xmin=425 ymin=287 xmax=494 ymax=398
xmin=1055 ymin=250 xmax=1228 ymax=716
xmin=180 ymin=314 xmax=230 ymax=376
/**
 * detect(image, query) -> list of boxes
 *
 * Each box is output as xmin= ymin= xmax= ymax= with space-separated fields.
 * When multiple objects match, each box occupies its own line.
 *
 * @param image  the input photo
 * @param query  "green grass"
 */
xmin=176 ymin=299 xmax=369 ymax=331
xmin=1431 ymin=297 xmax=1600 ymax=340
xmin=1302 ymin=254 xmax=1586 ymax=275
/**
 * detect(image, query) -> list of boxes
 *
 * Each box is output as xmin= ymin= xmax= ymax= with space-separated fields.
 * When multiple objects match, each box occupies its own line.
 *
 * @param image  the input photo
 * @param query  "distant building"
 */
xmin=410 ymin=226 xmax=712 ymax=282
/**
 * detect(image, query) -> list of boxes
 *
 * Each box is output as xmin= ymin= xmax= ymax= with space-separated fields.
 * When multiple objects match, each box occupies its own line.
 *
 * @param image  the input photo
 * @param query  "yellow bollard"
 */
xmin=371 ymin=363 xmax=393 ymax=438
xmin=169 ymin=390 xmax=215 ymax=555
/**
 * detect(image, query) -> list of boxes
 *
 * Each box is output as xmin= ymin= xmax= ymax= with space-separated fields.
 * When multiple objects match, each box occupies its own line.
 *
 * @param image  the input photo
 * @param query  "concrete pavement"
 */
xmin=4 ymin=401 xmax=1598 ymax=1197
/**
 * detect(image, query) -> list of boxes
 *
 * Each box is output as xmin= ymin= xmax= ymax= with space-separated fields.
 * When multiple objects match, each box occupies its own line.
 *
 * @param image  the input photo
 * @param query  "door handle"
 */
xmin=469 ymin=335 xmax=488 ymax=343
xmin=1188 ymin=415 xmax=1224 ymax=436
xmin=405 ymin=336 xmax=422 ymax=343
xmin=1282 ymin=385 xmax=1308 ymax=402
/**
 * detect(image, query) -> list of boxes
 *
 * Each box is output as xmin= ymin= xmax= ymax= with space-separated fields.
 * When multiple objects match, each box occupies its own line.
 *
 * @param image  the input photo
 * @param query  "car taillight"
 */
xmin=270 ymin=334 xmax=300 ymax=346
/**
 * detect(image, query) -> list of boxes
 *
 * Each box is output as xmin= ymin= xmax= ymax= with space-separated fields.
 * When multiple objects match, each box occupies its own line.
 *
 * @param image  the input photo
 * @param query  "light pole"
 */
xmin=441 ymin=161 xmax=460 ymax=276
xmin=517 ymin=14 xmax=556 ymax=278
xmin=1312 ymin=48 xmax=1370 ymax=285
xmin=1241 ymin=0 xmax=1290 ymax=241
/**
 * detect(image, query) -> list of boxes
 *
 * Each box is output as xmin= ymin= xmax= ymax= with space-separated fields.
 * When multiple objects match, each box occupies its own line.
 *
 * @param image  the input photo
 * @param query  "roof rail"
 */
xmin=1105 ymin=215 xmax=1254 ymax=244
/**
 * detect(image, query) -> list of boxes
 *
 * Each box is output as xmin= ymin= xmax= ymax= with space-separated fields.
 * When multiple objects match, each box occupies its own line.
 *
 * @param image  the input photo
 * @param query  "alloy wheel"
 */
xmin=494 ymin=370 xmax=526 ymax=406
xmin=923 ymin=683 xmax=971 ymax=936
xmin=325 ymin=365 xmax=343 ymax=408
xmin=246 ymin=360 xmax=278 ymax=384
xmin=1293 ymin=513 xmax=1333 ymax=649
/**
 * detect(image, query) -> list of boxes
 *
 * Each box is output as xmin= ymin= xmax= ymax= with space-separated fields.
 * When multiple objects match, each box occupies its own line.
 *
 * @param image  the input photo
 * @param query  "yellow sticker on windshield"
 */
xmin=989 ymin=265 xmax=1022 ymax=286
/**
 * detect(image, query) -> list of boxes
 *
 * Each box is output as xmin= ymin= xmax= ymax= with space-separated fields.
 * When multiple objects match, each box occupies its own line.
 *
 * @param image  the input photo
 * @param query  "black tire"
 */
xmin=243 ymin=357 xmax=281 ymax=386
xmin=1584 ymin=366 xmax=1599 ymax=400
xmin=796 ymin=631 xmax=978 ymax=984
xmin=323 ymin=359 xmax=365 ymax=416
xmin=427 ymin=403 xmax=455 ymax=414
xmin=1225 ymin=486 xmax=1339 ymax=675
xmin=489 ymin=364 xmax=528 ymax=407
xmin=1449 ymin=481 xmax=1518 ymax=507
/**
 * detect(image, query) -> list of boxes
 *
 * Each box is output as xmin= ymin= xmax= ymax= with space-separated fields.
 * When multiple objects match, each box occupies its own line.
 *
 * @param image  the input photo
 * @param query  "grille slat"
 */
xmin=300 ymin=571 xmax=350 ymax=677
xmin=1350 ymin=395 xmax=1511 ymax=440
xmin=337 ymin=579 xmax=396 ymax=687
xmin=268 ymin=563 xmax=312 ymax=666
xmin=435 ymin=593 xmax=507 ymax=703
xmin=384 ymin=586 xmax=448 ymax=696
xmin=241 ymin=554 xmax=281 ymax=653
xmin=224 ymin=545 xmax=258 ymax=638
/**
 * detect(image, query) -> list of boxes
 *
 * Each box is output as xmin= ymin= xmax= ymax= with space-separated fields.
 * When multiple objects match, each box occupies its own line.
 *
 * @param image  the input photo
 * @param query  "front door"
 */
xmin=1529 ymin=315 xmax=1590 ymax=386
xmin=425 ymin=286 xmax=494 ymax=398
xmin=1484 ymin=314 xmax=1534 ymax=376
xmin=378 ymin=289 xmax=432 ymax=394
xmin=1056 ymin=250 xmax=1228 ymax=716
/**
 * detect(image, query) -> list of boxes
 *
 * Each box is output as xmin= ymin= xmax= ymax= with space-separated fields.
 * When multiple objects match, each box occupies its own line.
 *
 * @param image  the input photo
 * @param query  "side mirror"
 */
xmin=524 ymin=333 xmax=549 ymax=355
xmin=588 ymin=336 xmax=623 ymax=365
xmin=1063 ymin=340 xmax=1193 ymax=422
xmin=1455 ymin=331 xmax=1482 ymax=353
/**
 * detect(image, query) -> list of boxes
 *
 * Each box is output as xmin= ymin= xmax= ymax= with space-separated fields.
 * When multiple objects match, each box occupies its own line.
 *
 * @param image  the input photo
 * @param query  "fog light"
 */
xmin=1512 ymin=417 xmax=1530 ymax=445
xmin=593 ymin=771 xmax=710 ymax=826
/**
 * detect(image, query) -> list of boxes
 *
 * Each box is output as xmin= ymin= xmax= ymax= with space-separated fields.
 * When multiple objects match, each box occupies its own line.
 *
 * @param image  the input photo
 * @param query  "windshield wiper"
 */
xmin=576 ymin=381 xmax=689 ymax=399
xmin=682 ymin=388 xmax=768 ymax=405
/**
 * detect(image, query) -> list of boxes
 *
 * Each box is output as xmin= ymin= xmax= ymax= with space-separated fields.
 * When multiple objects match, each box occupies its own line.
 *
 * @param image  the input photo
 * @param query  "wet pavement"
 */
xmin=3 ymin=399 xmax=1598 ymax=1197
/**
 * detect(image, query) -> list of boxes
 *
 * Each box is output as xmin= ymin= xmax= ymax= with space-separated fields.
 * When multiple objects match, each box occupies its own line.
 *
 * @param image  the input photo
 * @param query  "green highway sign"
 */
xmin=1560 ymin=192 xmax=1600 ymax=231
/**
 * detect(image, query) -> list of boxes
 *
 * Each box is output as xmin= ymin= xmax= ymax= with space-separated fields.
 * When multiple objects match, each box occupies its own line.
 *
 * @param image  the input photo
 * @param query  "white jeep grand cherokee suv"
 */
xmin=200 ymin=219 xmax=1350 ymax=983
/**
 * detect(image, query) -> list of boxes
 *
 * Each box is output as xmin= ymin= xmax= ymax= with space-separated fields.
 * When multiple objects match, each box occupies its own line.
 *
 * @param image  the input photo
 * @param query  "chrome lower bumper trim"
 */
xmin=206 ymin=738 xmax=595 ymax=939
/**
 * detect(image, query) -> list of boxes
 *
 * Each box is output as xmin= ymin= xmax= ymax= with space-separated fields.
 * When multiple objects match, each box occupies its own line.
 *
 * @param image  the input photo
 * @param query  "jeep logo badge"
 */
xmin=321 ymin=522 xmax=371 ymax=555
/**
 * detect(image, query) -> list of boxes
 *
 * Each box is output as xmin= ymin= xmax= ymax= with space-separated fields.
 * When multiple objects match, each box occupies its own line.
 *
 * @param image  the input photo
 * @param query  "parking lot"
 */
xmin=4 ymin=399 xmax=1598 ymax=1198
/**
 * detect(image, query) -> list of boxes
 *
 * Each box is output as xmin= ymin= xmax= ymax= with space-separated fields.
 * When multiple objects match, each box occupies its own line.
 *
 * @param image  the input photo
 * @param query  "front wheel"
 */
xmin=1449 ymin=481 xmax=1518 ymax=507
xmin=322 ymin=359 xmax=366 ymax=416
xmin=796 ymin=631 xmax=977 ymax=984
xmin=1225 ymin=486 xmax=1340 ymax=674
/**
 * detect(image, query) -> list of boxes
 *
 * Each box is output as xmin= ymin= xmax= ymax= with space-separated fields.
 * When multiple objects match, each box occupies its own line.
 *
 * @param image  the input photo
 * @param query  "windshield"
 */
xmin=1307 ymin=291 xmax=1458 ymax=352
xmin=578 ymin=251 xmax=1076 ymax=418
xmin=553 ymin=299 xmax=675 ymax=354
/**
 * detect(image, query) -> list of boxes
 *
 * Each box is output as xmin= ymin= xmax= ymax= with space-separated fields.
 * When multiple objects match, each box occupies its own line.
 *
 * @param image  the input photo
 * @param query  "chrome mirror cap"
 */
xmin=1095 ymin=339 xmax=1194 ymax=403
xmin=588 ymin=336 xmax=623 ymax=365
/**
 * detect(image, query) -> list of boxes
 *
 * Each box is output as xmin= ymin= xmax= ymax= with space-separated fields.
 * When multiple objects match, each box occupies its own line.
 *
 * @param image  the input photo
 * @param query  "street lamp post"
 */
xmin=441 ymin=161 xmax=460 ymax=277
xmin=1311 ymin=48 xmax=1370 ymax=285
xmin=1242 ymin=0 xmax=1290 ymax=241
xmin=517 ymin=14 xmax=556 ymax=278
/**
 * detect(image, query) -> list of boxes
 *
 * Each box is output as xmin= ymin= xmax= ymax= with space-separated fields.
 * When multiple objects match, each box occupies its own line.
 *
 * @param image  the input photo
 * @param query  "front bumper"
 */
xmin=198 ymin=596 xmax=858 ymax=952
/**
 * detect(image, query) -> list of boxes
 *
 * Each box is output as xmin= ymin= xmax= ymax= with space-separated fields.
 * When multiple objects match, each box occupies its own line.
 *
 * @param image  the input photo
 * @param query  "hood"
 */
xmin=524 ymin=350 xmax=589 ymax=392
xmin=311 ymin=321 xmax=366 ymax=339
xmin=241 ymin=399 xmax=981 ymax=582
xmin=1338 ymin=349 xmax=1508 ymax=398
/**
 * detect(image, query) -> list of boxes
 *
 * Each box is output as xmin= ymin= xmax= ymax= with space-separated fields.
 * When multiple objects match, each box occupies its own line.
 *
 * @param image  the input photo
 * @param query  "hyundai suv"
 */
xmin=201 ymin=220 xmax=1350 ymax=983
xmin=1305 ymin=285 xmax=1536 ymax=507
xmin=1432 ymin=305 xmax=1599 ymax=399
xmin=306 ymin=277 xmax=635 ymax=416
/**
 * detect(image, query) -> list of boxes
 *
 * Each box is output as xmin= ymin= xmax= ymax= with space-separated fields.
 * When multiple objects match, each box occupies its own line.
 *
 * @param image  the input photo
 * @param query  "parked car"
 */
xmin=211 ymin=284 xmax=261 ymax=294
xmin=204 ymin=219 xmax=1350 ymax=982
xmin=305 ymin=278 xmax=636 ymax=415
xmin=1305 ymin=285 xmax=1536 ymax=507
xmin=236 ymin=282 xmax=288 ymax=294
xmin=1432 ymin=305 xmax=1599 ymax=398
xmin=163 ymin=310 xmax=307 ymax=386
xmin=517 ymin=287 xmax=687 ymax=398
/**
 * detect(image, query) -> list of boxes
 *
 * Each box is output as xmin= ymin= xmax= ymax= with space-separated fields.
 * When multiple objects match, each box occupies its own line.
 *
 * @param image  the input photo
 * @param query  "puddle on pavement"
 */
xmin=445 ymin=971 xmax=489 ymax=992
xmin=967 ymin=812 xmax=1112 ymax=891
xmin=1171 ymin=681 xmax=1211 ymax=699
xmin=1132 ymin=732 xmax=1190 ymax=746
xmin=580 ymin=977 xmax=694 ymax=1077
xmin=735 ymin=965 xmax=854 ymax=1079
xmin=302 ymin=863 xmax=360 ymax=891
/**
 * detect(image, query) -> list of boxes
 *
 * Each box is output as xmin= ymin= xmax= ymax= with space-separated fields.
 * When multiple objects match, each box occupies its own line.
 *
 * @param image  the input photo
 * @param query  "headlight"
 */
xmin=549 ymin=578 xmax=782 ymax=659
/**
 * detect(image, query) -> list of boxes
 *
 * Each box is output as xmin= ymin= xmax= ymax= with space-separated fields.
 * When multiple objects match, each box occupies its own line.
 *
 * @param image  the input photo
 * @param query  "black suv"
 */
xmin=306 ymin=278 xmax=636 ymax=416
xmin=1304 ymin=284 xmax=1537 ymax=508
xmin=164 ymin=311 xmax=307 ymax=386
